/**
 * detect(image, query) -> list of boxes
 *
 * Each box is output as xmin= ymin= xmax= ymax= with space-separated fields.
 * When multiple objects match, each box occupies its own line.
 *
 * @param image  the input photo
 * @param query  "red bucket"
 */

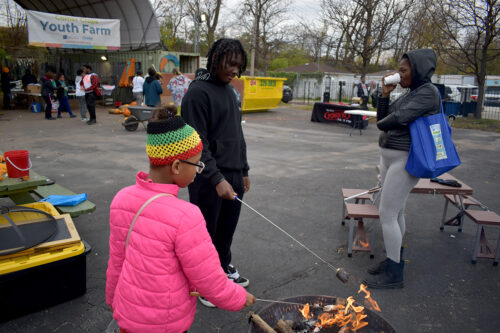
xmin=4 ymin=150 xmax=31 ymax=178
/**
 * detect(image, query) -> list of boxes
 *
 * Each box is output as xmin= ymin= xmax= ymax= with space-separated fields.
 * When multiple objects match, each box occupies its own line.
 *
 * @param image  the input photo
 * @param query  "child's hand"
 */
xmin=216 ymin=179 xmax=237 ymax=200
xmin=243 ymin=292 xmax=256 ymax=308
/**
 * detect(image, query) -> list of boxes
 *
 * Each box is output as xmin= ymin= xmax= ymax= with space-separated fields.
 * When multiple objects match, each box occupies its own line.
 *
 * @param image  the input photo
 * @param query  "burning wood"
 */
xmin=289 ymin=286 xmax=379 ymax=332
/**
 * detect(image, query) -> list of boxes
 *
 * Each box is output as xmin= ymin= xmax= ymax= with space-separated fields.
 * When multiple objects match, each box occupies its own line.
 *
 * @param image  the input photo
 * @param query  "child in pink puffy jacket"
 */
xmin=106 ymin=108 xmax=255 ymax=333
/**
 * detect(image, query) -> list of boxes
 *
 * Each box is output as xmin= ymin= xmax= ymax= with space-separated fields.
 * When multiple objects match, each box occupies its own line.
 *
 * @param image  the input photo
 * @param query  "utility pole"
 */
xmin=194 ymin=12 xmax=200 ymax=54
xmin=250 ymin=7 xmax=258 ymax=77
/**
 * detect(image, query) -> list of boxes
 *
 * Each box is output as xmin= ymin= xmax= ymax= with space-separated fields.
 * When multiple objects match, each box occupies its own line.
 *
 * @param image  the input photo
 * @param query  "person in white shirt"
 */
xmin=75 ymin=69 xmax=88 ymax=121
xmin=132 ymin=70 xmax=145 ymax=106
xmin=353 ymin=75 xmax=369 ymax=107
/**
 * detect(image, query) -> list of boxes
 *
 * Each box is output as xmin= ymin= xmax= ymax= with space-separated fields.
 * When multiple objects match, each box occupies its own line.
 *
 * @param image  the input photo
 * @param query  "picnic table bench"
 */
xmin=31 ymin=183 xmax=96 ymax=218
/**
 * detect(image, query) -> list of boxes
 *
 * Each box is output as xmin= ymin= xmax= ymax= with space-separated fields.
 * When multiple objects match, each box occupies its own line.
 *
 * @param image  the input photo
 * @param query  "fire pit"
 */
xmin=248 ymin=295 xmax=396 ymax=333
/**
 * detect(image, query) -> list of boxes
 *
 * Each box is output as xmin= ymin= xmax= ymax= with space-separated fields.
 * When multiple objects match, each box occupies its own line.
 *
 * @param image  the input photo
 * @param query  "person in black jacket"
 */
xmin=181 ymin=39 xmax=250 ymax=307
xmin=1 ymin=67 xmax=14 ymax=109
xmin=41 ymin=71 xmax=57 ymax=120
xmin=364 ymin=49 xmax=440 ymax=289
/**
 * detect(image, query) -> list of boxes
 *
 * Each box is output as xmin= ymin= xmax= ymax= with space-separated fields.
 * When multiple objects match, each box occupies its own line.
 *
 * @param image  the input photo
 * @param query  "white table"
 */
xmin=344 ymin=110 xmax=377 ymax=135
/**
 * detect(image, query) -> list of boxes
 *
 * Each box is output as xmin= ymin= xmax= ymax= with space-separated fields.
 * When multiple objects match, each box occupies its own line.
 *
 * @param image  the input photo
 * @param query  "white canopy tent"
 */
xmin=14 ymin=0 xmax=162 ymax=50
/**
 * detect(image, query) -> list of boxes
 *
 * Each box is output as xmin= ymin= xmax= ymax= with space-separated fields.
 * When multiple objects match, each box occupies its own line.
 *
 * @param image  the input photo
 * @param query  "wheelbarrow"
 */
xmin=120 ymin=105 xmax=162 ymax=131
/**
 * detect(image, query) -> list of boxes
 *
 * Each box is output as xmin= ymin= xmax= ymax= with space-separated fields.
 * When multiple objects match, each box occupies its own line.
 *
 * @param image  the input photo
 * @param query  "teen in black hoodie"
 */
xmin=181 ymin=39 xmax=250 ymax=301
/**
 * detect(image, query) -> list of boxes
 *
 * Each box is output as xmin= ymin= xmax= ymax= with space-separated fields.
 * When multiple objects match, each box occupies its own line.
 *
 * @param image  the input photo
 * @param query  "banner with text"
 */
xmin=27 ymin=10 xmax=120 ymax=50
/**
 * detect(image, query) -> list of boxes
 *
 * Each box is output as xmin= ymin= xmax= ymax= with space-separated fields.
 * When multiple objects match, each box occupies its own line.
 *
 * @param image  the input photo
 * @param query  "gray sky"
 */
xmin=222 ymin=0 xmax=322 ymax=26
xmin=0 ymin=0 xmax=324 ymax=28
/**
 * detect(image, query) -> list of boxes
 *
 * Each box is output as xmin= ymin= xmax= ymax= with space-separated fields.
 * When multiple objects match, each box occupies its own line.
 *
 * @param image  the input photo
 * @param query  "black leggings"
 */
xmin=43 ymin=95 xmax=52 ymax=119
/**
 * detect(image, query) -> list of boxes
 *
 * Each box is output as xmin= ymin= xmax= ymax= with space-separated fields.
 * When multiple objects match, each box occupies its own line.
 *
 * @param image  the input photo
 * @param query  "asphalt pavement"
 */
xmin=0 ymin=104 xmax=499 ymax=333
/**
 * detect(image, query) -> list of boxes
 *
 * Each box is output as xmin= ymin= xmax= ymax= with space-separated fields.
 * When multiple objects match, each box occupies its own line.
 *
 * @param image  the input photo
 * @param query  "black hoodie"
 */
xmin=181 ymin=69 xmax=249 ymax=186
xmin=376 ymin=49 xmax=440 ymax=151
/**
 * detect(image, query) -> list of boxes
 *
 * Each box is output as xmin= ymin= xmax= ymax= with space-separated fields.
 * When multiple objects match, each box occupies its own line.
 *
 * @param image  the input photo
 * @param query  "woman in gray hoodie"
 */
xmin=364 ymin=49 xmax=440 ymax=289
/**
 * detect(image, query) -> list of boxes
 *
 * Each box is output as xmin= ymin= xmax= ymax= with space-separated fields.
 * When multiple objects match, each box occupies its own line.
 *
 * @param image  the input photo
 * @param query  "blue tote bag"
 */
xmin=405 ymin=99 xmax=461 ymax=178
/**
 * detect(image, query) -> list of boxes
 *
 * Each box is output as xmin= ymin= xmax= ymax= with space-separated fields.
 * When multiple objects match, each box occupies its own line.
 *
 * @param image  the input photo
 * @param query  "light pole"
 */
xmin=194 ymin=13 xmax=206 ymax=54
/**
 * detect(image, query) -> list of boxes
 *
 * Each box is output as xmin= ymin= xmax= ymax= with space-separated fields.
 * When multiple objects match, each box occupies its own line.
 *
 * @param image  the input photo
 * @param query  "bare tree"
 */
xmin=425 ymin=0 xmax=500 ymax=118
xmin=240 ymin=0 xmax=289 ymax=74
xmin=154 ymin=0 xmax=189 ymax=50
xmin=323 ymin=0 xmax=412 ymax=74
xmin=185 ymin=0 xmax=223 ymax=52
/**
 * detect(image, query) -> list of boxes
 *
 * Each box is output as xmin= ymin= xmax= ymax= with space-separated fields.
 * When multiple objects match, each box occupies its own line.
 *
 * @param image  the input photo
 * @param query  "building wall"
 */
xmin=45 ymin=50 xmax=199 ymax=85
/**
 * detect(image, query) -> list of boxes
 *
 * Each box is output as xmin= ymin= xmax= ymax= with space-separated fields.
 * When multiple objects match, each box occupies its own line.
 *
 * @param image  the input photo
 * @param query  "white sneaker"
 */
xmin=81 ymin=118 xmax=89 ymax=121
xmin=226 ymin=264 xmax=250 ymax=287
xmin=198 ymin=296 xmax=216 ymax=308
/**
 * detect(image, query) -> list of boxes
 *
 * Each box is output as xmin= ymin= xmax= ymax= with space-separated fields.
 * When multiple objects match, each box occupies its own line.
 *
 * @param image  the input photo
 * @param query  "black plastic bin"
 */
xmin=0 ymin=240 xmax=91 ymax=322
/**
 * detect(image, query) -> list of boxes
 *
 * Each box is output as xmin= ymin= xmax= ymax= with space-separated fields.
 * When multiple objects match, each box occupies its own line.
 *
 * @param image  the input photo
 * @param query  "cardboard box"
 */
xmin=27 ymin=84 xmax=41 ymax=93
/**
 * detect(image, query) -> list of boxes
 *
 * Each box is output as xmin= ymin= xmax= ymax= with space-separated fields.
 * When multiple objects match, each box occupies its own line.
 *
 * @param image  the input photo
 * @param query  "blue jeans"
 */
xmin=57 ymin=96 xmax=74 ymax=117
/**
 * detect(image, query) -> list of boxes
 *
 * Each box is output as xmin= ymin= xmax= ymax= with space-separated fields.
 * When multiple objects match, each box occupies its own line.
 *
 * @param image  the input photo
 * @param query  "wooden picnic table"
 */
xmin=0 ymin=159 xmax=95 ymax=217
xmin=411 ymin=173 xmax=473 ymax=196
xmin=411 ymin=173 xmax=473 ymax=231
xmin=0 ymin=170 xmax=48 ymax=204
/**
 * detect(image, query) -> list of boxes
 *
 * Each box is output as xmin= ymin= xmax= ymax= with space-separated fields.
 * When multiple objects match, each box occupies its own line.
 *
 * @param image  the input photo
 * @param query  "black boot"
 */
xmin=364 ymin=258 xmax=404 ymax=289
xmin=367 ymin=246 xmax=405 ymax=275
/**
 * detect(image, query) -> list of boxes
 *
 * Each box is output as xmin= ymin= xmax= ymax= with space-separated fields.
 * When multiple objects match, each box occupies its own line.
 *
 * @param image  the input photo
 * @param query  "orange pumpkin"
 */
xmin=123 ymin=108 xmax=131 ymax=117
xmin=130 ymin=101 xmax=137 ymax=106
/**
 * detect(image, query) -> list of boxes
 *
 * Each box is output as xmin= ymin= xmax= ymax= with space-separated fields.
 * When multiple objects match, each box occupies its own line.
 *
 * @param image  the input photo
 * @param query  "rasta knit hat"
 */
xmin=146 ymin=116 xmax=203 ymax=166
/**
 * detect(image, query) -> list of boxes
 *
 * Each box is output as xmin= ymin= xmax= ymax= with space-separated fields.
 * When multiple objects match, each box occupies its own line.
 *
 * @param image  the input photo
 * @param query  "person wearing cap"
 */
xmin=106 ymin=108 xmax=255 ymax=332
xmin=1 ymin=67 xmax=14 ymax=109
xmin=132 ymin=70 xmax=144 ymax=106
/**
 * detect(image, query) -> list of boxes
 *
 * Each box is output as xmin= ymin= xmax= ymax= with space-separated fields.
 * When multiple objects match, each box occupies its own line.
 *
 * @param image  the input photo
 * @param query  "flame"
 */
xmin=299 ymin=303 xmax=312 ymax=319
xmin=359 ymin=239 xmax=370 ymax=248
xmin=298 ymin=286 xmax=379 ymax=330
xmin=358 ymin=284 xmax=381 ymax=312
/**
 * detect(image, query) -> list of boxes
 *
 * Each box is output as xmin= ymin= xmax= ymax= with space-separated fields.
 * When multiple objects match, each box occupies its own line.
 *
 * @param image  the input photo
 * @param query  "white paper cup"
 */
xmin=384 ymin=73 xmax=400 ymax=85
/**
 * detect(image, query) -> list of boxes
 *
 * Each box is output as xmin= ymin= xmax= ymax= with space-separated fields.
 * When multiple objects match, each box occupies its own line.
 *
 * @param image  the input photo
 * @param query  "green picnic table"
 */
xmin=0 ymin=169 xmax=95 ymax=218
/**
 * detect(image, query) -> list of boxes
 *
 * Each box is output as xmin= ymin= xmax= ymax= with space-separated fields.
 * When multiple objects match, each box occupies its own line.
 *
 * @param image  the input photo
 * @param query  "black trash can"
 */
xmin=323 ymin=92 xmax=330 ymax=103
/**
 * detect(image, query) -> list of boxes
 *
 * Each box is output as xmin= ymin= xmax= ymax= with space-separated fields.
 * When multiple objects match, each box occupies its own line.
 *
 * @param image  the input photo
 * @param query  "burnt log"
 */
xmin=249 ymin=312 xmax=277 ymax=333
xmin=274 ymin=319 xmax=294 ymax=333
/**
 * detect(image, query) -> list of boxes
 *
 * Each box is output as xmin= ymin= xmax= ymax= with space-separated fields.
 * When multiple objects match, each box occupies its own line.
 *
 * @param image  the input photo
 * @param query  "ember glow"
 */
xmin=297 ymin=285 xmax=381 ymax=331
xmin=359 ymin=240 xmax=370 ymax=248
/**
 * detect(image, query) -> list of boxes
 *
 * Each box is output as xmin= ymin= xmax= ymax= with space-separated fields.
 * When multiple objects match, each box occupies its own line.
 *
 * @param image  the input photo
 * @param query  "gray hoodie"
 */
xmin=376 ymin=49 xmax=441 ymax=151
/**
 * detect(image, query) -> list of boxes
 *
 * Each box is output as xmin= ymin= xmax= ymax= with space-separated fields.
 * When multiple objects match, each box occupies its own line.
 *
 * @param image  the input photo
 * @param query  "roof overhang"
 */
xmin=14 ymin=0 xmax=163 ymax=50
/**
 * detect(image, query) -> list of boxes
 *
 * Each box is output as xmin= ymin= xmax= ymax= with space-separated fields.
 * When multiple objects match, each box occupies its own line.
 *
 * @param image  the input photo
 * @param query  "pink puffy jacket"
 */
xmin=106 ymin=172 xmax=247 ymax=333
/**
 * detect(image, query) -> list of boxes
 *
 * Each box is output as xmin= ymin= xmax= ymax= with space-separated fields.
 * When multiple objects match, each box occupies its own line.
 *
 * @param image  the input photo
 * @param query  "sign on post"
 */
xmin=27 ymin=10 xmax=120 ymax=50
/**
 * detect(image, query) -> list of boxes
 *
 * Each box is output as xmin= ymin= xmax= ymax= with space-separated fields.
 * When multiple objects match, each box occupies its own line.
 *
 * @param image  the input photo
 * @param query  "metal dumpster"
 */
xmin=232 ymin=76 xmax=287 ymax=112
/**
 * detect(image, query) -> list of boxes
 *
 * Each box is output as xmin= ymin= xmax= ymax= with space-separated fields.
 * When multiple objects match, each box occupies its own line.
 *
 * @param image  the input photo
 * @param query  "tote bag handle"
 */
xmin=124 ymin=193 xmax=173 ymax=250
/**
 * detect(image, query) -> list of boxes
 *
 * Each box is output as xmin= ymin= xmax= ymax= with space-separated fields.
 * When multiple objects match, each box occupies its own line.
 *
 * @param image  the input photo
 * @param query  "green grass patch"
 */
xmin=451 ymin=117 xmax=500 ymax=133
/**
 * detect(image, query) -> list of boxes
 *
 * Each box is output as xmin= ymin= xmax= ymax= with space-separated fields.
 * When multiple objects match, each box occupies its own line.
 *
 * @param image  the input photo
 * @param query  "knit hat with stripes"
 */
xmin=146 ymin=116 xmax=203 ymax=166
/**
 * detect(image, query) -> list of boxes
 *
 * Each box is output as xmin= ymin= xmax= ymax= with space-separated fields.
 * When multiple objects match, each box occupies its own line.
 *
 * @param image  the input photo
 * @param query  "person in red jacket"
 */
xmin=80 ymin=64 xmax=101 ymax=125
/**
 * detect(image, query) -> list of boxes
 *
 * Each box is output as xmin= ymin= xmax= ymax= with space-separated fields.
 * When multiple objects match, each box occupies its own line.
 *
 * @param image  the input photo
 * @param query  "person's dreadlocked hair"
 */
xmin=206 ymin=38 xmax=247 ymax=78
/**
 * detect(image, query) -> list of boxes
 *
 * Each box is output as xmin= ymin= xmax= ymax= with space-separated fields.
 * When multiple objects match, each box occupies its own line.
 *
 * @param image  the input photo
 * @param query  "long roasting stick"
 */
xmin=343 ymin=186 xmax=381 ymax=202
xmin=236 ymin=196 xmax=350 ymax=283
xmin=189 ymin=292 xmax=305 ymax=306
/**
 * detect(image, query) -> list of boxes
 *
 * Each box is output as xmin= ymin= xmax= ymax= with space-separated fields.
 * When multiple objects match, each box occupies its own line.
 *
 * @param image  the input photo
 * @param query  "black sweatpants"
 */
xmin=3 ymin=91 xmax=10 ymax=109
xmin=43 ymin=95 xmax=52 ymax=119
xmin=85 ymin=92 xmax=96 ymax=120
xmin=188 ymin=169 xmax=244 ymax=270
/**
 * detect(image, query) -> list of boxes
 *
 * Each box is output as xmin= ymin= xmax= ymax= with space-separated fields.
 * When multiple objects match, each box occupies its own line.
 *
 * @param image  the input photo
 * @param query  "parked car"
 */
xmin=282 ymin=85 xmax=293 ymax=103
xmin=471 ymin=85 xmax=500 ymax=106
xmin=444 ymin=86 xmax=461 ymax=102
